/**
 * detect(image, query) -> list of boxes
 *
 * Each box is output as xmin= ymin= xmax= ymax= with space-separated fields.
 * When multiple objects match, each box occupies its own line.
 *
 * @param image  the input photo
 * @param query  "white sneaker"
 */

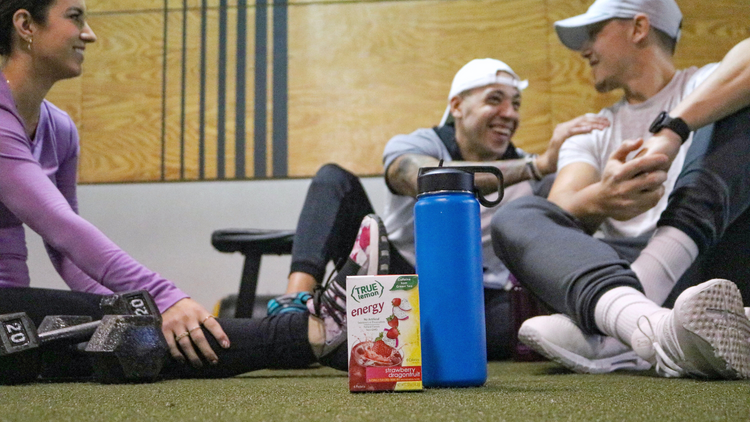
xmin=348 ymin=214 xmax=390 ymax=275
xmin=518 ymin=314 xmax=651 ymax=374
xmin=631 ymin=279 xmax=750 ymax=379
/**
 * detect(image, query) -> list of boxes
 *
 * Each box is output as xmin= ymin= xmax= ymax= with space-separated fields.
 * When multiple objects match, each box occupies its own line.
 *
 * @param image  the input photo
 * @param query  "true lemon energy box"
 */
xmin=346 ymin=274 xmax=422 ymax=392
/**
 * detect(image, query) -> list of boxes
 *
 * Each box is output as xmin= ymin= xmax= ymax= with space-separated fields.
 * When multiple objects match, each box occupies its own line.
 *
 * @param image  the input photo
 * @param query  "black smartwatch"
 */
xmin=649 ymin=111 xmax=690 ymax=144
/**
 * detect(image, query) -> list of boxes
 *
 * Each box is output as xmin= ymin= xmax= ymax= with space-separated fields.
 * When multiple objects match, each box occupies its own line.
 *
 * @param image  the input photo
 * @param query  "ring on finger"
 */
xmin=175 ymin=331 xmax=190 ymax=341
xmin=188 ymin=326 xmax=202 ymax=334
xmin=200 ymin=315 xmax=215 ymax=325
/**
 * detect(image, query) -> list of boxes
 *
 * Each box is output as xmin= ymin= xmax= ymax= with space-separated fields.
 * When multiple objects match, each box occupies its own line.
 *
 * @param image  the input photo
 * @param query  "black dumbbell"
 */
xmin=0 ymin=290 xmax=167 ymax=384
xmin=0 ymin=290 xmax=160 ymax=353
xmin=85 ymin=314 xmax=168 ymax=384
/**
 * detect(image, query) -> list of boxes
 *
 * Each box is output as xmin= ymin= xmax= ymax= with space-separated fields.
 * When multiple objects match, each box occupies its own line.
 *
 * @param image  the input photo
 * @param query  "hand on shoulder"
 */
xmin=536 ymin=114 xmax=611 ymax=175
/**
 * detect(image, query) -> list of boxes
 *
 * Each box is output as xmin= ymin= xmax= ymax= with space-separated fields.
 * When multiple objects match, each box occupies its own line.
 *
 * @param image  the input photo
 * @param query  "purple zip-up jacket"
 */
xmin=0 ymin=77 xmax=187 ymax=312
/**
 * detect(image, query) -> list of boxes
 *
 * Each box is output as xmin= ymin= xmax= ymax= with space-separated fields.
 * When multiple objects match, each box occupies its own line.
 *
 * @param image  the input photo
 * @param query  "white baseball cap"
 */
xmin=440 ymin=58 xmax=528 ymax=126
xmin=554 ymin=0 xmax=682 ymax=51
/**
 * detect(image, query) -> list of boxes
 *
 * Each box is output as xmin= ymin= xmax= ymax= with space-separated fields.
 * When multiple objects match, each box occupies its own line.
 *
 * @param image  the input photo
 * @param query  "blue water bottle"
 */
xmin=414 ymin=163 xmax=504 ymax=387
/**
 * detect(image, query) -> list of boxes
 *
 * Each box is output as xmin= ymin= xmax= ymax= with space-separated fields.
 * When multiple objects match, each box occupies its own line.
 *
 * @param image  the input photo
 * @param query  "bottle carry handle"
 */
xmin=460 ymin=166 xmax=504 ymax=207
xmin=418 ymin=162 xmax=504 ymax=207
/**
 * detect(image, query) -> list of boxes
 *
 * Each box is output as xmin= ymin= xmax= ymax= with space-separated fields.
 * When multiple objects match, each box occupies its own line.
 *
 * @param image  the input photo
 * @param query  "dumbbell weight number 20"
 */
xmin=3 ymin=318 xmax=30 ymax=347
xmin=128 ymin=298 xmax=151 ymax=316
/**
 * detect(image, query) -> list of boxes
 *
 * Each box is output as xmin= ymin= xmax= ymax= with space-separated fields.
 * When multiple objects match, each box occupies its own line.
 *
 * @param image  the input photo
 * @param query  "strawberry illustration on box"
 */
xmin=346 ymin=275 xmax=422 ymax=392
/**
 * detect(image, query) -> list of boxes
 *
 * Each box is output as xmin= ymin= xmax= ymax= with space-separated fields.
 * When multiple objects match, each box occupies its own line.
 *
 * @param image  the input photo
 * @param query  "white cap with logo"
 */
xmin=554 ymin=0 xmax=682 ymax=51
xmin=440 ymin=58 xmax=528 ymax=126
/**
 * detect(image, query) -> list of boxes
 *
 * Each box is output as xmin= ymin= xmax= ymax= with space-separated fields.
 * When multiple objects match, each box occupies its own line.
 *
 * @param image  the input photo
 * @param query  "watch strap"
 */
xmin=649 ymin=111 xmax=690 ymax=144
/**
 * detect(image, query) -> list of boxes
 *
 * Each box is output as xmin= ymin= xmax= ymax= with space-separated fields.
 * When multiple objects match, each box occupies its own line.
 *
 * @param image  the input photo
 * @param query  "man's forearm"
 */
xmin=549 ymin=183 xmax=608 ymax=234
xmin=386 ymin=154 xmax=436 ymax=198
xmin=386 ymin=154 xmax=539 ymax=198
xmin=672 ymin=38 xmax=750 ymax=130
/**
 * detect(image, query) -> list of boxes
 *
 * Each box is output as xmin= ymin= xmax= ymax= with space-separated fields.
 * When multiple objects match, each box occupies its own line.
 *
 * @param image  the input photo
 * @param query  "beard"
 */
xmin=592 ymin=66 xmax=624 ymax=93
xmin=594 ymin=77 xmax=620 ymax=93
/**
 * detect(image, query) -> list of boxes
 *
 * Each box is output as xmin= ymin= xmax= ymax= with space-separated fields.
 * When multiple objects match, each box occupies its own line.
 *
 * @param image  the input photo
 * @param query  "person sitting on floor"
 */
xmin=491 ymin=0 xmax=750 ymax=379
xmin=269 ymin=58 xmax=609 ymax=361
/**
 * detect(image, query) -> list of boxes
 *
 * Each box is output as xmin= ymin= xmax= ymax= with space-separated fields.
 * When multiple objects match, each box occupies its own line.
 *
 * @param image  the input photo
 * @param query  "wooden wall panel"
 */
xmin=287 ymin=0 xmax=551 ymax=176
xmin=674 ymin=0 xmax=750 ymax=69
xmin=86 ymin=0 xmax=239 ymax=13
xmin=57 ymin=6 xmax=255 ymax=182
xmin=43 ymin=0 xmax=750 ymax=183
xmin=74 ymin=13 xmax=166 ymax=182
xmin=44 ymin=76 xmax=82 ymax=124
xmin=86 ymin=0 xmax=163 ymax=12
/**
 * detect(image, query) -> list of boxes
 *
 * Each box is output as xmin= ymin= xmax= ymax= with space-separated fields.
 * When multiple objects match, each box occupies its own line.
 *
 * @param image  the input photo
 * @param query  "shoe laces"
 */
xmin=311 ymin=269 xmax=347 ymax=327
xmin=267 ymin=292 xmax=313 ymax=316
xmin=637 ymin=315 xmax=684 ymax=378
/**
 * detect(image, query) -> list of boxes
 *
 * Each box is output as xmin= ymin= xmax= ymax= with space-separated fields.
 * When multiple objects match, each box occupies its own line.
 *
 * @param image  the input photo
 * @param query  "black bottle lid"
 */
xmin=417 ymin=167 xmax=473 ymax=195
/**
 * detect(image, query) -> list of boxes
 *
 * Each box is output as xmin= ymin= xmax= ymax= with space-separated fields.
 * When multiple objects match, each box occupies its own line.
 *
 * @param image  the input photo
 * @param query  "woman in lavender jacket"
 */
xmin=0 ymin=0 xmax=348 ymax=379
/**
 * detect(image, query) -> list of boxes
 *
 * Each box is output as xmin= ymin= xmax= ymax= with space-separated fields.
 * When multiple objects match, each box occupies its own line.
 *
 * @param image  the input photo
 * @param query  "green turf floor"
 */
xmin=1 ymin=361 xmax=748 ymax=422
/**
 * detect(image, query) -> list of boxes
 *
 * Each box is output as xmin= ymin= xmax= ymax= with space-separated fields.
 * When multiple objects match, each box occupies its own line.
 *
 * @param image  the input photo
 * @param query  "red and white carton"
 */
xmin=346 ymin=274 xmax=422 ymax=392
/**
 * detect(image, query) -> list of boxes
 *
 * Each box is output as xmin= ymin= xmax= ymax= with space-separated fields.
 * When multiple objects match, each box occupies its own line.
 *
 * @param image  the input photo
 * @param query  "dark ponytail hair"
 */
xmin=0 ymin=0 xmax=56 ymax=56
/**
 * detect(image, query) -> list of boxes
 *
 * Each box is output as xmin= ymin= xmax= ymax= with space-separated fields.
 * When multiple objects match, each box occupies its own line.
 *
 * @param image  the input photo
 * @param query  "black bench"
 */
xmin=210 ymin=229 xmax=294 ymax=318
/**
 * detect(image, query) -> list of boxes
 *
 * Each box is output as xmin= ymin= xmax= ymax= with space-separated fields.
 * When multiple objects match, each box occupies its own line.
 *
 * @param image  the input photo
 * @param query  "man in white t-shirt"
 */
xmin=491 ymin=0 xmax=750 ymax=379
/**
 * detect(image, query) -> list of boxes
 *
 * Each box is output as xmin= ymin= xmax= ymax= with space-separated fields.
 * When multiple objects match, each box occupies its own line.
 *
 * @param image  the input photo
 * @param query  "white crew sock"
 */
xmin=631 ymin=227 xmax=699 ymax=305
xmin=594 ymin=286 xmax=669 ymax=346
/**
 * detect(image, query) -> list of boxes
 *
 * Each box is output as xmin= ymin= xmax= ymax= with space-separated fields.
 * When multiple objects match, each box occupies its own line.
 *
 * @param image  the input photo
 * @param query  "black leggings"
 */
xmin=291 ymin=163 xmax=415 ymax=279
xmin=0 ymin=287 xmax=318 ymax=381
xmin=290 ymin=164 xmax=377 ymax=282
xmin=291 ymin=164 xmax=515 ymax=360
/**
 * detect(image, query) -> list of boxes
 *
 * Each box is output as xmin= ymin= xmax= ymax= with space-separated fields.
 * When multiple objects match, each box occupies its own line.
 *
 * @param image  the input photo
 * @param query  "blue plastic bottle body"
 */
xmin=414 ymin=191 xmax=487 ymax=387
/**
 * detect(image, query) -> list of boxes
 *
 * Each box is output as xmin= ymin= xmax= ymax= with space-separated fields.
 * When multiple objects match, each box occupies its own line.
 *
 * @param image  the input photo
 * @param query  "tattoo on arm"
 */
xmin=472 ymin=158 xmax=535 ymax=193
xmin=386 ymin=155 xmax=439 ymax=197
xmin=386 ymin=154 xmax=537 ymax=198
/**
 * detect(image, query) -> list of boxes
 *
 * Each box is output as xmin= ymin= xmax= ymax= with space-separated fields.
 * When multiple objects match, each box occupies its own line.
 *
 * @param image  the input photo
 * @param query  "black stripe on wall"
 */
xmin=235 ymin=0 xmax=248 ymax=178
xmin=180 ymin=0 xmax=188 ymax=179
xmin=254 ymin=0 xmax=268 ymax=178
xmin=160 ymin=0 xmax=168 ymax=180
xmin=217 ymin=0 xmax=228 ymax=179
xmin=272 ymin=0 xmax=288 ymax=177
xmin=199 ymin=0 xmax=208 ymax=179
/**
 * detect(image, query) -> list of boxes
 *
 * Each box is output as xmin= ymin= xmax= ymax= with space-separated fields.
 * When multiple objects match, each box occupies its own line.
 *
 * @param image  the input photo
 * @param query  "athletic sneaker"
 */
xmin=305 ymin=215 xmax=390 ymax=368
xmin=307 ymin=276 xmax=347 ymax=353
xmin=630 ymin=278 xmax=750 ymax=379
xmin=518 ymin=313 xmax=651 ymax=374
xmin=330 ymin=214 xmax=390 ymax=287
xmin=348 ymin=214 xmax=390 ymax=276
xmin=267 ymin=292 xmax=313 ymax=316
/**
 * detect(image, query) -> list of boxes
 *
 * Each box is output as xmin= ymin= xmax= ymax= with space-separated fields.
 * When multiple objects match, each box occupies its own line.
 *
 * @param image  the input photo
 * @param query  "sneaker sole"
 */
xmin=674 ymin=279 xmax=750 ymax=379
xmin=518 ymin=324 xmax=650 ymax=374
xmin=365 ymin=214 xmax=390 ymax=275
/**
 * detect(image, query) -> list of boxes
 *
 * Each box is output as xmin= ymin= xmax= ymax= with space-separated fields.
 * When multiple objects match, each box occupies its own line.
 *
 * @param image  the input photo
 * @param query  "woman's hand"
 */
xmin=161 ymin=298 xmax=230 ymax=367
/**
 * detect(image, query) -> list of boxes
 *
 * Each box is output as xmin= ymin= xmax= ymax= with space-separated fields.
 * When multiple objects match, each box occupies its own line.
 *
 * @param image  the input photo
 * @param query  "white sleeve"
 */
xmin=557 ymin=132 xmax=600 ymax=171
